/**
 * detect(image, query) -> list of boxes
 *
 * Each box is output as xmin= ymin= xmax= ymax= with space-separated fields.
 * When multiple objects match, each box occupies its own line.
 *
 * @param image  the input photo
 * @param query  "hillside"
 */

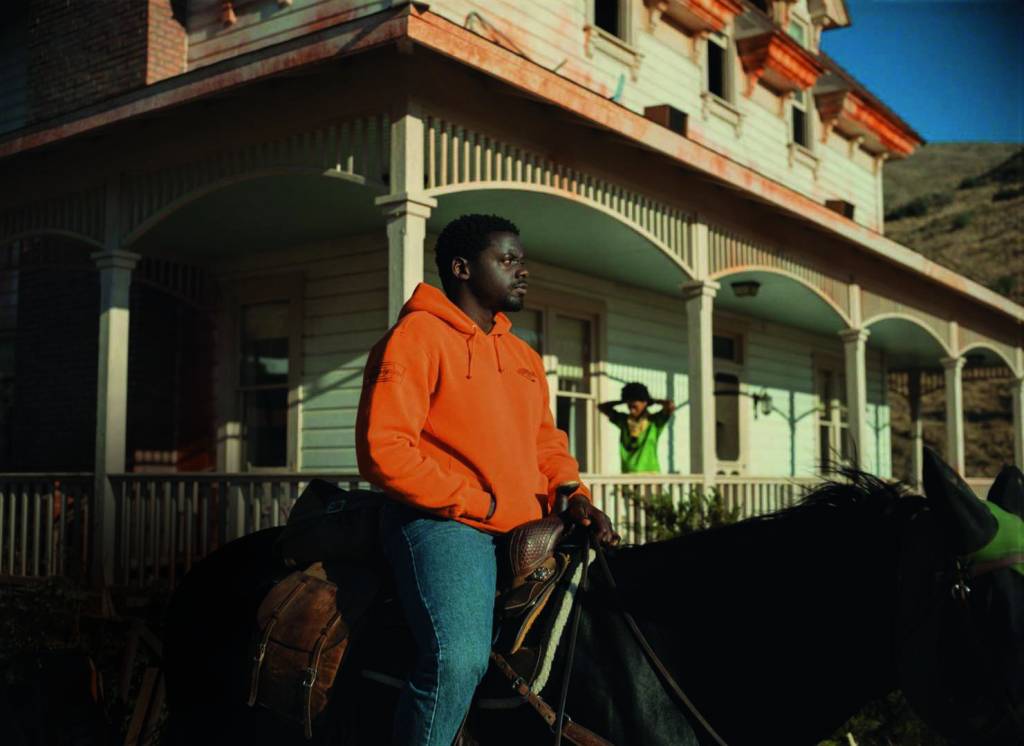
xmin=883 ymin=143 xmax=1023 ymax=479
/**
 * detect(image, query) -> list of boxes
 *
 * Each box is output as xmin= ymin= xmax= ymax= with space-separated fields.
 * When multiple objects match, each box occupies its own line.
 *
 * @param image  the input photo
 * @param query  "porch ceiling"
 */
xmin=128 ymin=175 xmax=383 ymax=260
xmin=428 ymin=189 xmax=689 ymax=296
xmin=866 ymin=317 xmax=949 ymax=368
xmin=715 ymin=270 xmax=846 ymax=336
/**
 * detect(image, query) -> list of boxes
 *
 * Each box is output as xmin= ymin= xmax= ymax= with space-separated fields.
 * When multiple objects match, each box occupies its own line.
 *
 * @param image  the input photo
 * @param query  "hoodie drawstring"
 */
xmin=465 ymin=330 xmax=505 ymax=378
xmin=493 ymin=336 xmax=504 ymax=373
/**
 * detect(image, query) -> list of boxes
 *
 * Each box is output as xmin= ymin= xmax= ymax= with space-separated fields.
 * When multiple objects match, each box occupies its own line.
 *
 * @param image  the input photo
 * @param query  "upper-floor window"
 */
xmin=706 ymin=30 xmax=737 ymax=102
xmin=791 ymin=89 xmax=810 ymax=148
xmin=594 ymin=0 xmax=622 ymax=38
xmin=787 ymin=19 xmax=808 ymax=47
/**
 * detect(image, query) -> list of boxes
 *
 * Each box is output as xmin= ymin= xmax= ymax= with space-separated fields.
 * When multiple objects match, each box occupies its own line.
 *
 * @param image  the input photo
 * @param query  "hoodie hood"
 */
xmin=400 ymin=283 xmax=512 ymax=337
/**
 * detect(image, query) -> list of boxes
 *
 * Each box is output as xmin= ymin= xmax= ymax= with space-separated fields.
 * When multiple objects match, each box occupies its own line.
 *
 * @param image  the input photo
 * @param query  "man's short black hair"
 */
xmin=435 ymin=214 xmax=519 ymax=289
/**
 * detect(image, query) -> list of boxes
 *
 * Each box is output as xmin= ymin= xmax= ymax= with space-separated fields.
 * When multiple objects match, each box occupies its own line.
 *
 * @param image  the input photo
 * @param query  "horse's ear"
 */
xmin=922 ymin=447 xmax=997 ymax=555
xmin=987 ymin=464 xmax=1024 ymax=518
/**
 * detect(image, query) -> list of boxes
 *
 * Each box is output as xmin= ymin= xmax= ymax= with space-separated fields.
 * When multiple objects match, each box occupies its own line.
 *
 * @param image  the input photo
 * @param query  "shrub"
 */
xmin=640 ymin=486 xmax=743 ymax=541
xmin=884 ymin=192 xmax=954 ymax=222
xmin=993 ymin=186 xmax=1024 ymax=202
xmin=950 ymin=210 xmax=975 ymax=230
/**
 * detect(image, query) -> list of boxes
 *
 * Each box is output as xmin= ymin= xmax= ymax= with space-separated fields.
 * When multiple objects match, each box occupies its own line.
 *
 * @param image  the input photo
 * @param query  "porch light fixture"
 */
xmin=752 ymin=389 xmax=774 ymax=418
xmin=731 ymin=280 xmax=761 ymax=298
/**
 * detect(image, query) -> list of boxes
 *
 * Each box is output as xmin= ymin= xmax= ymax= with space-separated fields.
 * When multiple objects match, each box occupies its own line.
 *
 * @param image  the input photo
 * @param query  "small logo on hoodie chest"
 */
xmin=516 ymin=367 xmax=538 ymax=383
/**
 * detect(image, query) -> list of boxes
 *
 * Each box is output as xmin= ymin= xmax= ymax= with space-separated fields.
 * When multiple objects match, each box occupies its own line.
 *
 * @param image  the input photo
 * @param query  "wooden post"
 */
xmin=91 ymin=247 xmax=140 ymax=587
xmin=839 ymin=328 xmax=870 ymax=470
xmin=941 ymin=356 xmax=966 ymax=474
xmin=681 ymin=280 xmax=719 ymax=489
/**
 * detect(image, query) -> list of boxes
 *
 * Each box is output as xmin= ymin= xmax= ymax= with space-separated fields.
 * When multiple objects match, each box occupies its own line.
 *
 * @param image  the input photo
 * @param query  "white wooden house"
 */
xmin=0 ymin=0 xmax=1021 ymax=586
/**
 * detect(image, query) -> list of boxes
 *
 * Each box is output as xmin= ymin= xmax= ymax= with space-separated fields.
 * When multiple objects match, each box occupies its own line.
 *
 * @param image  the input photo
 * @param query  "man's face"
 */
xmin=627 ymin=400 xmax=648 ymax=418
xmin=465 ymin=232 xmax=529 ymax=313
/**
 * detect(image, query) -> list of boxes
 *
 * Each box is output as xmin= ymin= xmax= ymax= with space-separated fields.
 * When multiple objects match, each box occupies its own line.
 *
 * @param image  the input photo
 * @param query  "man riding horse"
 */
xmin=355 ymin=213 xmax=621 ymax=746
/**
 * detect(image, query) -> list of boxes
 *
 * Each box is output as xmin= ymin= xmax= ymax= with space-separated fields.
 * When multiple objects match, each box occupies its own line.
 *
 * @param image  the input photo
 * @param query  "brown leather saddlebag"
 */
xmin=247 ymin=561 xmax=378 ymax=739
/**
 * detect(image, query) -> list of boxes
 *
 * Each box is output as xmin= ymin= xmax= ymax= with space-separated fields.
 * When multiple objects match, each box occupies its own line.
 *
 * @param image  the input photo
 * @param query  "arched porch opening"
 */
xmin=702 ymin=268 xmax=852 ymax=479
xmin=958 ymin=343 xmax=1019 ymax=481
xmin=866 ymin=314 xmax=952 ymax=485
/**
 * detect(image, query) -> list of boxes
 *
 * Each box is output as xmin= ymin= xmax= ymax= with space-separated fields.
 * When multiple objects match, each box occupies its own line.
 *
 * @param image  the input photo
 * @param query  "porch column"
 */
xmin=940 ymin=356 xmax=966 ymax=474
xmin=377 ymin=195 xmax=436 ymax=324
xmin=91 ymin=249 xmax=140 ymax=585
xmin=1012 ymin=376 xmax=1024 ymax=468
xmin=839 ymin=328 xmax=870 ymax=469
xmin=375 ymin=106 xmax=436 ymax=324
xmin=907 ymin=369 xmax=924 ymax=488
xmin=681 ymin=280 xmax=719 ymax=486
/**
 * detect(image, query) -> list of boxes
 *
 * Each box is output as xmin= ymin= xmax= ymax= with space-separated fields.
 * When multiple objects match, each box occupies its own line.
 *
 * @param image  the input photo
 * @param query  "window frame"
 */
xmin=813 ymin=353 xmax=851 ymax=472
xmin=712 ymin=326 xmax=749 ymax=475
xmin=510 ymin=287 xmax=606 ymax=474
xmin=222 ymin=274 xmax=303 ymax=473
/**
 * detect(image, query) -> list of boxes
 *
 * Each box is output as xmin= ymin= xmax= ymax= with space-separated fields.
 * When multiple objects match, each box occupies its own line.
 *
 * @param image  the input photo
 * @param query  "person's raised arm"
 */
xmin=356 ymin=322 xmax=494 ymax=521
xmin=598 ymin=399 xmax=623 ymax=418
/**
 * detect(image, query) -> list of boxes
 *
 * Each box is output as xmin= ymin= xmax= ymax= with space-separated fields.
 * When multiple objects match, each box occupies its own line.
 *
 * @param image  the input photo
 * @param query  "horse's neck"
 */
xmin=605 ymin=501 xmax=915 ymax=742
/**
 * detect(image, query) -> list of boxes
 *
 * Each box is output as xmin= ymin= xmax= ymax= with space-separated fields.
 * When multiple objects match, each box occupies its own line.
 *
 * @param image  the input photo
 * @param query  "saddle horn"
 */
xmin=987 ymin=464 xmax=1024 ymax=519
xmin=921 ymin=447 xmax=998 ymax=555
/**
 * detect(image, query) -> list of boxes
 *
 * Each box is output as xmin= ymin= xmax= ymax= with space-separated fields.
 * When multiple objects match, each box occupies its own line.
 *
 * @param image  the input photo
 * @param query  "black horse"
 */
xmin=163 ymin=449 xmax=1023 ymax=745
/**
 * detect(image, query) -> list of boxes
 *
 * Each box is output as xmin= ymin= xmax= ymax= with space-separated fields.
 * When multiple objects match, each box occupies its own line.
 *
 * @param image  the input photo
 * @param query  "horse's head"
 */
xmin=899 ymin=448 xmax=1024 ymax=745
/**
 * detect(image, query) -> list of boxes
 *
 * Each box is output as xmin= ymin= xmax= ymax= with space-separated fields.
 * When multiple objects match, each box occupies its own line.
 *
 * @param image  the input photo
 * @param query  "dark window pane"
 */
xmin=707 ymin=41 xmax=725 ymax=98
xmin=243 ymin=389 xmax=288 ymax=468
xmin=714 ymin=373 xmax=740 ymax=461
xmin=240 ymin=303 xmax=289 ymax=386
xmin=792 ymin=107 xmax=807 ymax=147
xmin=713 ymin=334 xmax=736 ymax=361
xmin=554 ymin=317 xmax=591 ymax=394
xmin=595 ymin=0 xmax=619 ymax=37
xmin=556 ymin=395 xmax=589 ymax=472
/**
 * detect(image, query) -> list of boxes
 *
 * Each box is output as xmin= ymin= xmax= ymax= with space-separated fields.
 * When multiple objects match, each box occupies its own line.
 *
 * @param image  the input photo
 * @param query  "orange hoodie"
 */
xmin=356 ymin=283 xmax=588 ymax=533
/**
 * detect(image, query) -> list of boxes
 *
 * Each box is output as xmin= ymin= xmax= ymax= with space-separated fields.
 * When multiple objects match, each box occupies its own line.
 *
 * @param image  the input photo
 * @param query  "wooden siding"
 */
xmin=181 ymin=0 xmax=883 ymax=229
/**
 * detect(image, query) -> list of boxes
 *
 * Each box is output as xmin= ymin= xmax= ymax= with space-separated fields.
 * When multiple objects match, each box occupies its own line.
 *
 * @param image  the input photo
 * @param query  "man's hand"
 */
xmin=565 ymin=495 xmax=621 ymax=546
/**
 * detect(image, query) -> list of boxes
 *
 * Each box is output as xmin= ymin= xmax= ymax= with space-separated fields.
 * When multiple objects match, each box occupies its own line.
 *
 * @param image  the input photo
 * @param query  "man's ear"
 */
xmin=451 ymin=256 xmax=471 ymax=281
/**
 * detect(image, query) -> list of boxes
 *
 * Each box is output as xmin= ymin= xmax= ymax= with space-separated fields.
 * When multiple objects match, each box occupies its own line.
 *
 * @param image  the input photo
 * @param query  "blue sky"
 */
xmin=820 ymin=0 xmax=1024 ymax=143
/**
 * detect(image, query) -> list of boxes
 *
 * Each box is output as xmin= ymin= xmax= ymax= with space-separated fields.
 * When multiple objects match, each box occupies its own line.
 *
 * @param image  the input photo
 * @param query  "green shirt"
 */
xmin=608 ymin=408 xmax=672 ymax=474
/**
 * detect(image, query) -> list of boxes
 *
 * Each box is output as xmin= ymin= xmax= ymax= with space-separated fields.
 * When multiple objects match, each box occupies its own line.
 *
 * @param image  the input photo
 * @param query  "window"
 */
xmin=787 ymin=20 xmax=807 ymax=47
xmin=713 ymin=333 xmax=742 ymax=363
xmin=816 ymin=366 xmax=849 ymax=469
xmin=715 ymin=372 xmax=741 ymax=462
xmin=594 ymin=0 xmax=621 ymax=38
xmin=553 ymin=316 xmax=595 ymax=473
xmin=511 ymin=302 xmax=599 ymax=472
xmin=791 ymin=89 xmax=809 ymax=148
xmin=238 ymin=302 xmax=291 ymax=469
xmin=706 ymin=32 xmax=729 ymax=100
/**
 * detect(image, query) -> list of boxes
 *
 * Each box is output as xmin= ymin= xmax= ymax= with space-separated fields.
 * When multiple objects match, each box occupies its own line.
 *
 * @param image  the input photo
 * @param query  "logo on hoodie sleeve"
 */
xmin=368 ymin=361 xmax=406 ymax=384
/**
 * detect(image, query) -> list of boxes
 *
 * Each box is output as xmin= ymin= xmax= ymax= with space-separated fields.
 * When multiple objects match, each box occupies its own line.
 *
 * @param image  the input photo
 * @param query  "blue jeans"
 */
xmin=380 ymin=502 xmax=498 ymax=746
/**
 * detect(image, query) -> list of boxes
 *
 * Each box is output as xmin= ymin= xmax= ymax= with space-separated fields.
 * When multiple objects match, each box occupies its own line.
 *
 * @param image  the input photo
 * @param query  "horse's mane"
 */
xmin=617 ymin=469 xmax=927 ymax=570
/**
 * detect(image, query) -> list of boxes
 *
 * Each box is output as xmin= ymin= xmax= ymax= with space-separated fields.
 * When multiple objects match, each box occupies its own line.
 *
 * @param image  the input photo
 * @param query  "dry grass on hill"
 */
xmin=883 ymin=143 xmax=1023 ymax=479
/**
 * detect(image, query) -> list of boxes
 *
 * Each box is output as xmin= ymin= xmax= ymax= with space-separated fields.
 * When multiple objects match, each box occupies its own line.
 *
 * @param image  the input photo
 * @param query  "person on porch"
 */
xmin=355 ymin=213 xmax=619 ymax=746
xmin=599 ymin=382 xmax=677 ymax=474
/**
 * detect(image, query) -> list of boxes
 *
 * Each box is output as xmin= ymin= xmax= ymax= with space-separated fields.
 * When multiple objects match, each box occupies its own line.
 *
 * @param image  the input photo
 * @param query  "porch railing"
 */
xmin=0 ymin=474 xmax=93 ymax=582
xmin=3 ymin=471 xmax=992 ymax=590
xmin=106 ymin=473 xmax=368 ymax=589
